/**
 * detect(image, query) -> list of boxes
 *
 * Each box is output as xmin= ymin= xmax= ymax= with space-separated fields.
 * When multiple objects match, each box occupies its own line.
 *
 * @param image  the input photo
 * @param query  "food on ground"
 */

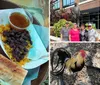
xmin=0 ymin=54 xmax=28 ymax=85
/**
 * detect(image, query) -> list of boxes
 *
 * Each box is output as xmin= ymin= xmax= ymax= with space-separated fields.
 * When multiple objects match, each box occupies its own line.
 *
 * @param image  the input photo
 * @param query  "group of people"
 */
xmin=60 ymin=22 xmax=99 ymax=41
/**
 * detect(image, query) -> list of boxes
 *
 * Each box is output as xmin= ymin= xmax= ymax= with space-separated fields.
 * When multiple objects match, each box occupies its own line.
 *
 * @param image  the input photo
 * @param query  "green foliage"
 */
xmin=53 ymin=19 xmax=73 ymax=37
xmin=92 ymin=24 xmax=96 ymax=29
xmin=54 ymin=19 xmax=66 ymax=37
xmin=68 ymin=21 xmax=73 ymax=28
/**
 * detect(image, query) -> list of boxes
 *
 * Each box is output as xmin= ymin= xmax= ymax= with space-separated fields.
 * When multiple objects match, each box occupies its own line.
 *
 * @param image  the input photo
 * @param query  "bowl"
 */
xmin=8 ymin=12 xmax=30 ymax=30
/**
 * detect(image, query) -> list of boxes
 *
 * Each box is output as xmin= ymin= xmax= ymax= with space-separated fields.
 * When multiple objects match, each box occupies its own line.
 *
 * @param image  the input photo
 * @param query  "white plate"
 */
xmin=0 ymin=8 xmax=48 ymax=69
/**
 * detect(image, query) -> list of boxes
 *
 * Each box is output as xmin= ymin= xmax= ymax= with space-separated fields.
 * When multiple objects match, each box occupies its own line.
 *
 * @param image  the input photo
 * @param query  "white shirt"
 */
xmin=88 ymin=29 xmax=98 ymax=41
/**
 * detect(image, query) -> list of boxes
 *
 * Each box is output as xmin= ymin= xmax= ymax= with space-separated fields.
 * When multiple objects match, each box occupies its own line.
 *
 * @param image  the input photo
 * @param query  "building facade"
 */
xmin=53 ymin=0 xmax=100 ymax=29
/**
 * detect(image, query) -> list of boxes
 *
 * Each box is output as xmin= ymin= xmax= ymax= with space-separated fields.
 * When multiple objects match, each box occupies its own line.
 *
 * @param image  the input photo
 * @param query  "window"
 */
xmin=63 ymin=0 xmax=75 ymax=7
xmin=53 ymin=0 xmax=60 ymax=9
xmin=80 ymin=12 xmax=100 ymax=29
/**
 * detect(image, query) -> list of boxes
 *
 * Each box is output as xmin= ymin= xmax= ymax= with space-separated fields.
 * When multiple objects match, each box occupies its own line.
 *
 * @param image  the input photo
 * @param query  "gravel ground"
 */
xmin=50 ymin=43 xmax=100 ymax=85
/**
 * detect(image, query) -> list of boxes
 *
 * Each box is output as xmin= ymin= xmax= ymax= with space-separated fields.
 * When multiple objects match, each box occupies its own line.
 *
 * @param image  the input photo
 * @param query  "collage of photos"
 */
xmin=0 ymin=0 xmax=100 ymax=85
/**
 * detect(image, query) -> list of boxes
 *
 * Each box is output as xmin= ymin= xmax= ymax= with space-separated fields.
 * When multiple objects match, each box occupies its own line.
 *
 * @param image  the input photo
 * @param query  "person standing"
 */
xmin=69 ymin=23 xmax=80 ymax=41
xmin=88 ymin=23 xmax=98 ymax=41
xmin=60 ymin=22 xmax=69 ymax=41
xmin=80 ymin=24 xmax=88 ymax=41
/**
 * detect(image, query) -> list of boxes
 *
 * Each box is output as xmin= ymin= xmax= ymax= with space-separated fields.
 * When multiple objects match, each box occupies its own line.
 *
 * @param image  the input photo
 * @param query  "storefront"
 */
xmin=80 ymin=7 xmax=100 ymax=29
xmin=52 ymin=0 xmax=100 ymax=29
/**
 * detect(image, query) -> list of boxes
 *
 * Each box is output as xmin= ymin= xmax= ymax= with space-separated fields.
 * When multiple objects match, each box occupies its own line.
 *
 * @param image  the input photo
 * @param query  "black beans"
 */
xmin=3 ymin=29 xmax=32 ymax=62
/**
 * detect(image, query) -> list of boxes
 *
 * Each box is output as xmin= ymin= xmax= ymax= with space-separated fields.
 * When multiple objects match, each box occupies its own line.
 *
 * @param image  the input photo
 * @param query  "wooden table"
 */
xmin=0 ymin=0 xmax=48 ymax=85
